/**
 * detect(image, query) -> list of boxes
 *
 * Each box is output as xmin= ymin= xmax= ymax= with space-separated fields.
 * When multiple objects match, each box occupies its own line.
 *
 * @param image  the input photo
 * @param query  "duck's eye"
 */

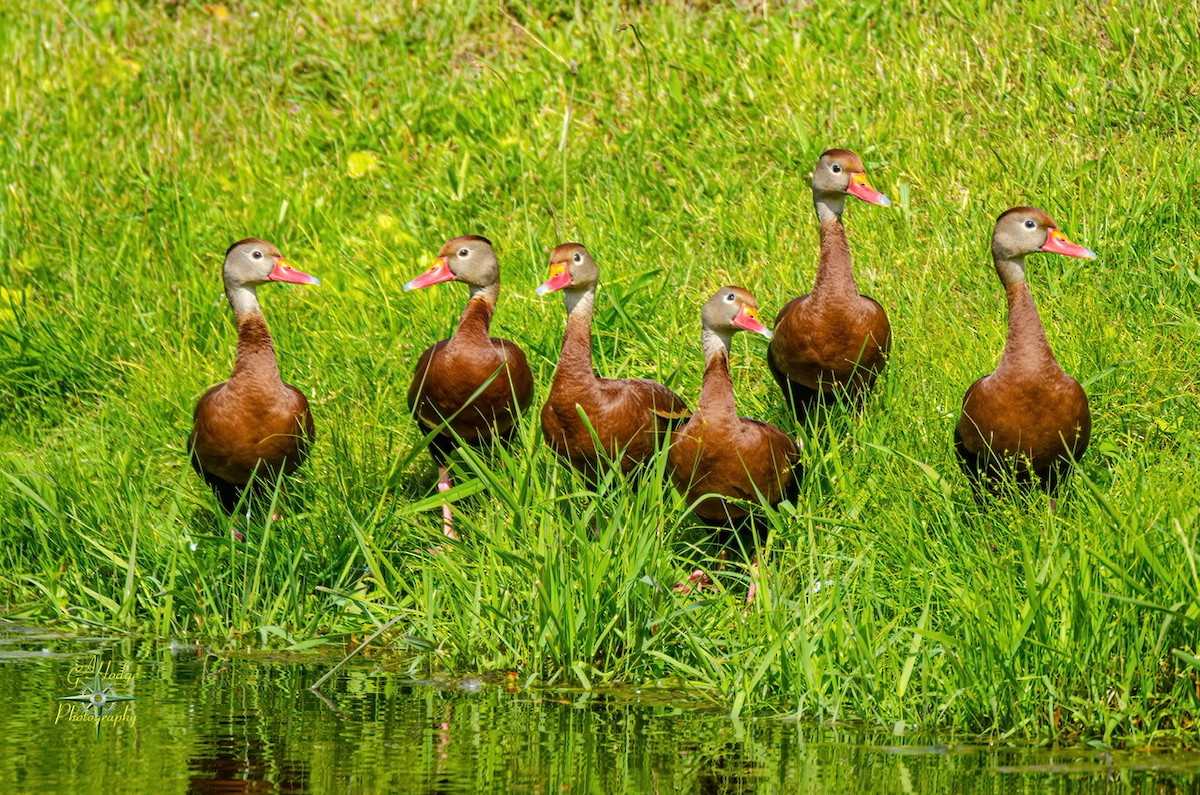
xmin=1024 ymin=219 xmax=1036 ymax=229
xmin=831 ymin=163 xmax=842 ymax=174
xmin=725 ymin=293 xmax=735 ymax=302
xmin=458 ymin=248 xmax=469 ymax=257
xmin=252 ymin=250 xmax=263 ymax=260
xmin=573 ymin=252 xmax=582 ymax=263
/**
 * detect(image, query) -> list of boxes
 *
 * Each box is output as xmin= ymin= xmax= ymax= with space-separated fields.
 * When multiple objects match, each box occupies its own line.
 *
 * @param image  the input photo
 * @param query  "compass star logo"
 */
xmin=57 ymin=659 xmax=135 ymax=736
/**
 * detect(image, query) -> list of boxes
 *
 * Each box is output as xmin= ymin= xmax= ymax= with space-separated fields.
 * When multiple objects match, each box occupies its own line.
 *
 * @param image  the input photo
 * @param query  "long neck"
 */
xmin=696 ymin=329 xmax=738 ymax=422
xmin=230 ymin=310 xmax=282 ymax=384
xmin=226 ymin=281 xmax=260 ymax=316
xmin=451 ymin=283 xmax=498 ymax=346
xmin=555 ymin=286 xmax=596 ymax=383
xmin=811 ymin=201 xmax=858 ymax=299
xmin=995 ymin=265 xmax=1059 ymax=376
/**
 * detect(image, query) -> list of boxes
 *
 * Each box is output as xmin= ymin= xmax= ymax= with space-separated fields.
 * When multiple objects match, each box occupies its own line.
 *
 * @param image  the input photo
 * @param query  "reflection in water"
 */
xmin=0 ymin=634 xmax=1198 ymax=794
xmin=188 ymin=714 xmax=309 ymax=794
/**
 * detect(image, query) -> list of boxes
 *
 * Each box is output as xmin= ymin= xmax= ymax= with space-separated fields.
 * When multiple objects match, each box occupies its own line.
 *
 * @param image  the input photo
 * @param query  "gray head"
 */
xmin=811 ymin=148 xmax=891 ymax=209
xmin=222 ymin=238 xmax=319 ymax=313
xmin=404 ymin=235 xmax=499 ymax=292
xmin=536 ymin=242 xmax=600 ymax=296
xmin=991 ymin=206 xmax=1096 ymax=284
xmin=701 ymin=286 xmax=773 ymax=354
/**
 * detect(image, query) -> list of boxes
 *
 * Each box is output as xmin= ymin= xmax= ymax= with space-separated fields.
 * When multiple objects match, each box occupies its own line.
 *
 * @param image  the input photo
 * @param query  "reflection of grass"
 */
xmin=1 ymin=0 xmax=1198 ymax=744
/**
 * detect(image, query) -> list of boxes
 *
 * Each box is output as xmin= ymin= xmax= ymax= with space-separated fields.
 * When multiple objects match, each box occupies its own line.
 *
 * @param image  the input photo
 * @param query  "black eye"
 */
xmin=573 ymin=253 xmax=582 ymax=263
xmin=725 ymin=293 xmax=735 ymax=301
xmin=458 ymin=248 xmax=469 ymax=257
xmin=252 ymin=251 xmax=263 ymax=260
xmin=831 ymin=163 xmax=842 ymax=174
xmin=1024 ymin=219 xmax=1036 ymax=229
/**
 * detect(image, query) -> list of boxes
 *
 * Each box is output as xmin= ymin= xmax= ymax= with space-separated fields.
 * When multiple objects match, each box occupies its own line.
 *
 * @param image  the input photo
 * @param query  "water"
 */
xmin=1 ymin=628 xmax=1197 ymax=793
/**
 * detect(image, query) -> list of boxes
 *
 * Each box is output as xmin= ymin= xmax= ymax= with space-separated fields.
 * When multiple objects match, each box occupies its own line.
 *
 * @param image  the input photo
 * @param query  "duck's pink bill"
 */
xmin=404 ymin=258 xmax=457 ymax=291
xmin=1040 ymin=228 xmax=1096 ymax=259
xmin=733 ymin=308 xmax=773 ymax=340
xmin=846 ymin=174 xmax=891 ymax=207
xmin=268 ymin=260 xmax=321 ymax=286
xmin=535 ymin=267 xmax=573 ymax=296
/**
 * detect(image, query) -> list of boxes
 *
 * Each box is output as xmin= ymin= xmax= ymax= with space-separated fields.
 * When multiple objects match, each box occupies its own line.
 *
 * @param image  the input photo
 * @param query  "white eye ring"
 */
xmin=458 ymin=248 xmax=469 ymax=257
xmin=252 ymin=251 xmax=263 ymax=260
xmin=831 ymin=163 xmax=842 ymax=174
xmin=725 ymin=293 xmax=736 ymax=302
xmin=1024 ymin=219 xmax=1036 ymax=229
xmin=573 ymin=252 xmax=582 ymax=263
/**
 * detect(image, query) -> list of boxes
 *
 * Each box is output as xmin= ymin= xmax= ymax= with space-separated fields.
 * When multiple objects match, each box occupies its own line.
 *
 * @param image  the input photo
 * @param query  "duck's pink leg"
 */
xmin=673 ymin=569 xmax=712 ymax=594
xmin=437 ymin=466 xmax=458 ymax=541
xmin=745 ymin=557 xmax=761 ymax=604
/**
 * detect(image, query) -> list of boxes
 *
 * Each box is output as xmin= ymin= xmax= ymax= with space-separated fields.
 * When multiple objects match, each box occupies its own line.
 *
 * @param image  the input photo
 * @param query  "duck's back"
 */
xmin=771 ymin=292 xmax=890 ymax=394
xmin=409 ymin=335 xmax=532 ymax=445
xmin=190 ymin=379 xmax=313 ymax=488
xmin=955 ymin=368 xmax=1089 ymax=483
xmin=543 ymin=373 xmax=687 ymax=472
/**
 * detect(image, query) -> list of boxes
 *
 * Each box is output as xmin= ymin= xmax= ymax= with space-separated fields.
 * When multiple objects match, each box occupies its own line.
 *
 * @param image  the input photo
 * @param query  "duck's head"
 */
xmin=991 ymin=207 xmax=1095 ymax=284
xmin=223 ymin=238 xmax=319 ymax=291
xmin=811 ymin=148 xmax=891 ymax=208
xmin=702 ymin=286 xmax=773 ymax=341
xmin=405 ymin=235 xmax=498 ymax=291
xmin=536 ymin=242 xmax=599 ymax=295
xmin=992 ymin=207 xmax=1096 ymax=261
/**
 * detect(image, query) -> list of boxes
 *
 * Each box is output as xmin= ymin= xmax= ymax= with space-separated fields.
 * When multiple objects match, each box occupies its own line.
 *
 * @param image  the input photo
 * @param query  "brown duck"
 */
xmin=404 ymin=235 xmax=534 ymax=538
xmin=769 ymin=148 xmax=892 ymax=418
xmin=669 ymin=287 xmax=800 ymax=525
xmin=955 ymin=207 xmax=1095 ymax=495
xmin=189 ymin=239 xmax=320 ymax=524
xmin=537 ymin=243 xmax=689 ymax=477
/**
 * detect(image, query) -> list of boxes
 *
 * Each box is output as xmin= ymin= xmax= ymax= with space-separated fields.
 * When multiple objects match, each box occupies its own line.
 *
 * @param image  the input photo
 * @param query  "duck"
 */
xmin=404 ymin=235 xmax=535 ymax=539
xmin=189 ymin=239 xmax=320 ymax=530
xmin=669 ymin=287 xmax=800 ymax=526
xmin=955 ymin=206 xmax=1095 ymax=497
xmin=768 ymin=148 xmax=893 ymax=419
xmin=537 ymin=243 xmax=689 ymax=478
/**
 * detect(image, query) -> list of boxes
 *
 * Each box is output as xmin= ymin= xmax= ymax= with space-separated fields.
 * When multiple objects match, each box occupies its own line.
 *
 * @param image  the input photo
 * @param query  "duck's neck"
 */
xmin=555 ymin=286 xmax=596 ymax=383
xmin=995 ymin=261 xmax=1059 ymax=376
xmin=231 ymin=309 xmax=282 ymax=385
xmin=812 ymin=196 xmax=858 ymax=300
xmin=224 ymin=284 xmax=282 ymax=384
xmin=451 ymin=282 xmax=499 ymax=346
xmin=696 ymin=329 xmax=738 ymax=422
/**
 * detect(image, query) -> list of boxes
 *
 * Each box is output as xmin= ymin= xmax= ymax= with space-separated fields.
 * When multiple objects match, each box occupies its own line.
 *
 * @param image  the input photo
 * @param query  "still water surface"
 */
xmin=2 ymin=628 xmax=1197 ymax=793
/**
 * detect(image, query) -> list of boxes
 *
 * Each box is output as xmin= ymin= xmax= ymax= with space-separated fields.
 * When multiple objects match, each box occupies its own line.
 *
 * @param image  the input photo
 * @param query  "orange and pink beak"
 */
xmin=404 ymin=257 xmax=457 ymax=291
xmin=733 ymin=305 xmax=773 ymax=340
xmin=536 ymin=262 xmax=572 ymax=295
xmin=268 ymin=259 xmax=321 ymax=286
xmin=846 ymin=172 xmax=891 ymax=207
xmin=1040 ymin=228 xmax=1097 ymax=260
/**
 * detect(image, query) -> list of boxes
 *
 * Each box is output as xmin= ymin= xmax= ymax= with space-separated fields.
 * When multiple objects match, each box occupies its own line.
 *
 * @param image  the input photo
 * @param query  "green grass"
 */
xmin=2 ymin=0 xmax=1198 ymax=744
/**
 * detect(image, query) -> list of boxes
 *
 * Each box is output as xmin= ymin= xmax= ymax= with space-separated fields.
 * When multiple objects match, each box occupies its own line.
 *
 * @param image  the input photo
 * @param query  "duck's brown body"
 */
xmin=669 ymin=287 xmax=799 ymax=524
xmin=541 ymin=349 xmax=687 ymax=475
xmin=768 ymin=149 xmax=892 ymax=417
xmin=538 ymin=243 xmax=688 ymax=476
xmin=954 ymin=207 xmax=1094 ymax=495
xmin=189 ymin=239 xmax=319 ymax=515
xmin=408 ymin=296 xmax=534 ymax=460
xmin=671 ymin=354 xmax=799 ymax=523
xmin=191 ymin=316 xmax=314 ymax=510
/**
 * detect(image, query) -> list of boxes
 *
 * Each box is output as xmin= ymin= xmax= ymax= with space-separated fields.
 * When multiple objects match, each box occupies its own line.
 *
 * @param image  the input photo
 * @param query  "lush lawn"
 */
xmin=1 ymin=0 xmax=1198 ymax=743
